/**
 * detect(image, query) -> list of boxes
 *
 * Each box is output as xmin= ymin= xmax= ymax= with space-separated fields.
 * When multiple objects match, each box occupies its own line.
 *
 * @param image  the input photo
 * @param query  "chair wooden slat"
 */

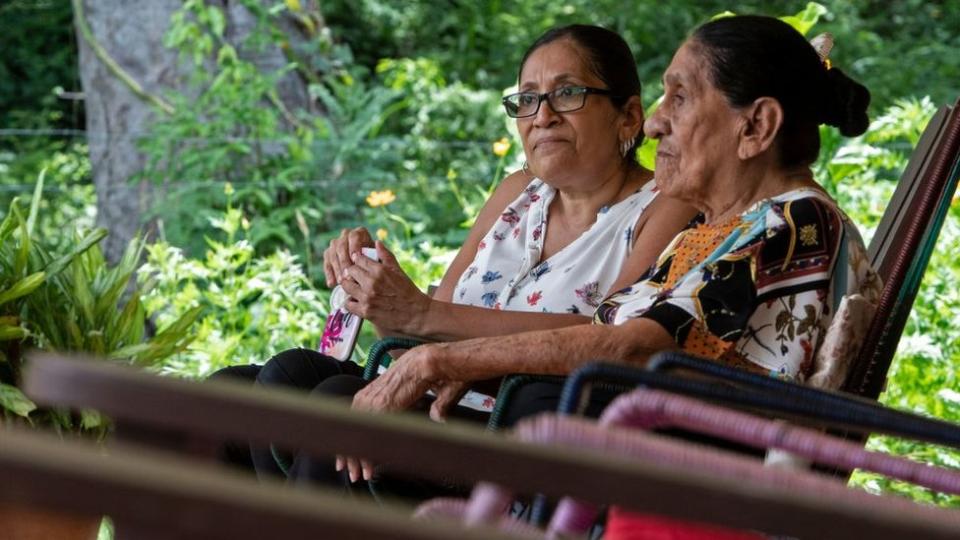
xmin=867 ymin=104 xmax=951 ymax=278
xmin=0 ymin=424 xmax=517 ymax=540
xmin=848 ymin=100 xmax=960 ymax=398
xmin=19 ymin=353 xmax=960 ymax=540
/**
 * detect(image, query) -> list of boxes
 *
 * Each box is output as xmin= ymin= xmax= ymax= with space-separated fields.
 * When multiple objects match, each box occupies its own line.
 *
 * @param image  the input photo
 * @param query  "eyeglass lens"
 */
xmin=506 ymin=88 xmax=587 ymax=118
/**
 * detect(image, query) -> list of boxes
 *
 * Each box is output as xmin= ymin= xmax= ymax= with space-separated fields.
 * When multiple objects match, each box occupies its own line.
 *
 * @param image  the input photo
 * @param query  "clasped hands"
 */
xmin=322 ymin=227 xmax=432 ymax=335
xmin=336 ymin=345 xmax=470 ymax=483
xmin=323 ymin=228 xmax=465 ymax=482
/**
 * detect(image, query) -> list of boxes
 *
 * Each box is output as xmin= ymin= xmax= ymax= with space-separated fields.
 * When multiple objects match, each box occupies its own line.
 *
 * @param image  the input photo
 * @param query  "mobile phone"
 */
xmin=318 ymin=247 xmax=380 ymax=361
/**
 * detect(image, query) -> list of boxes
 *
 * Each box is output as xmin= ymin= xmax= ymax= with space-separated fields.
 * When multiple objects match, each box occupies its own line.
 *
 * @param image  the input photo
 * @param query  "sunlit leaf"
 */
xmin=0 ymin=383 xmax=37 ymax=417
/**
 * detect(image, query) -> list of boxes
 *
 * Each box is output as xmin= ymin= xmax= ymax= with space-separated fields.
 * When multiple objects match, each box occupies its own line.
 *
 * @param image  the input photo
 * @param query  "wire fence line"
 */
xmin=0 ymin=128 xmax=503 ymax=148
xmin=0 ymin=169 xmax=510 ymax=196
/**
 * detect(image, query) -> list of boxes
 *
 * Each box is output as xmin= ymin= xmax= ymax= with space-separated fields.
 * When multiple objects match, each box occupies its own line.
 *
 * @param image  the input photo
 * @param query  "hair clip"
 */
xmin=809 ymin=32 xmax=834 ymax=70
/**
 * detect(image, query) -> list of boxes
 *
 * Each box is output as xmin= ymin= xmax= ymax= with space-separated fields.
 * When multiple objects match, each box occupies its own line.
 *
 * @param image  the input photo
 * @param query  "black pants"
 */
xmin=211 ymin=348 xmax=620 ymax=503
xmin=210 ymin=348 xmax=366 ymax=481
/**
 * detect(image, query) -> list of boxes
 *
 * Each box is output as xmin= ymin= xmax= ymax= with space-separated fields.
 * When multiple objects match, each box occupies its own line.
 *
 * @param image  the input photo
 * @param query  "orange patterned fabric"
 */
xmin=595 ymin=189 xmax=882 ymax=378
xmin=665 ymin=217 xmax=746 ymax=362
xmin=664 ymin=217 xmax=742 ymax=288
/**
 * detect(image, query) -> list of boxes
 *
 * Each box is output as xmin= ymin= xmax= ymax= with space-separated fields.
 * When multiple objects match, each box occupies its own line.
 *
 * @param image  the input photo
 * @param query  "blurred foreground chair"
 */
xmin=0 ymin=423 xmax=515 ymax=540
xmin=19 ymin=353 xmax=960 ymax=540
xmin=479 ymin=94 xmax=960 ymax=524
xmin=418 ymin=387 xmax=960 ymax=539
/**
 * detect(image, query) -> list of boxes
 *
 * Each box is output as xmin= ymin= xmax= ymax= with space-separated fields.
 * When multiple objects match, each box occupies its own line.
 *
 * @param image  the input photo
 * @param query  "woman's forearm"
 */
xmin=410 ymin=300 xmax=591 ymax=341
xmin=423 ymin=318 xmax=676 ymax=382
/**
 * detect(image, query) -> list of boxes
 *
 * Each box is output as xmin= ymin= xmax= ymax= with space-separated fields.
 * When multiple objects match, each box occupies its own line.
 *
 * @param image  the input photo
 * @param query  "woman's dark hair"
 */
xmin=519 ymin=24 xmax=643 ymax=166
xmin=692 ymin=15 xmax=871 ymax=168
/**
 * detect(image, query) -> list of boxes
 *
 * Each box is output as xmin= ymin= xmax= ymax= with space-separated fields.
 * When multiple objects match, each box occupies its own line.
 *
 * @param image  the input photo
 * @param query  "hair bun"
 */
xmin=821 ymin=68 xmax=871 ymax=136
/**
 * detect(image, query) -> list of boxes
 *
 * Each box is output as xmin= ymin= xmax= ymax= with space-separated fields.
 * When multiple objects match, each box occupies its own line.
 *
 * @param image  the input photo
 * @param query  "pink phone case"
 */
xmin=318 ymin=247 xmax=379 ymax=361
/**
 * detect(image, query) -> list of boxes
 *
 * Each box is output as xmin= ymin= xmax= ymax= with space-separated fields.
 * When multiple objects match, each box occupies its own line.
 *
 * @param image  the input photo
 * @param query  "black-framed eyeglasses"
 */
xmin=501 ymin=86 xmax=616 ymax=118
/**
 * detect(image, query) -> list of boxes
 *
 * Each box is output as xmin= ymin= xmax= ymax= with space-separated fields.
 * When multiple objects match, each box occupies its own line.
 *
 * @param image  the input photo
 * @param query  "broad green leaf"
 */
xmin=208 ymin=6 xmax=225 ymax=37
xmin=26 ymin=167 xmax=46 ymax=237
xmin=0 ymin=383 xmax=37 ymax=417
xmin=108 ymin=342 xmax=154 ymax=361
xmin=80 ymin=409 xmax=105 ymax=430
xmin=779 ymin=2 xmax=828 ymax=36
xmin=0 ymin=197 xmax=21 ymax=245
xmin=70 ymin=258 xmax=97 ymax=326
xmin=0 ymin=324 xmax=28 ymax=341
xmin=95 ymin=238 xmax=144 ymax=317
xmin=638 ymin=138 xmax=658 ymax=172
xmin=12 ymin=203 xmax=30 ymax=278
xmin=0 ymin=272 xmax=46 ymax=307
xmin=638 ymin=96 xmax=662 ymax=171
xmin=44 ymin=228 xmax=108 ymax=278
xmin=113 ymin=293 xmax=145 ymax=350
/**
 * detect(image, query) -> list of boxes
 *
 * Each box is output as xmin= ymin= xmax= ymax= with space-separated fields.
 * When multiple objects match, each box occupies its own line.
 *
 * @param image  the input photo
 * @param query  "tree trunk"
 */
xmin=74 ymin=0 xmax=184 ymax=263
xmin=75 ymin=0 xmax=317 ymax=262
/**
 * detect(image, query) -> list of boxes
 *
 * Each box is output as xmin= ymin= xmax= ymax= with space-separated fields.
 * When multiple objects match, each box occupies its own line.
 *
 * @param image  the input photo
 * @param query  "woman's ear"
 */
xmin=619 ymin=95 xmax=646 ymax=142
xmin=737 ymin=97 xmax=783 ymax=160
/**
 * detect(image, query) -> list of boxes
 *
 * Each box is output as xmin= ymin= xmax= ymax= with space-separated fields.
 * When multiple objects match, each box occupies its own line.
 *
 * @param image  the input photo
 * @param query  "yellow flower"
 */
xmin=376 ymin=228 xmax=388 ymax=241
xmin=224 ymin=182 xmax=234 ymax=196
xmin=366 ymin=189 xmax=396 ymax=208
xmin=492 ymin=137 xmax=511 ymax=157
xmin=285 ymin=0 xmax=302 ymax=12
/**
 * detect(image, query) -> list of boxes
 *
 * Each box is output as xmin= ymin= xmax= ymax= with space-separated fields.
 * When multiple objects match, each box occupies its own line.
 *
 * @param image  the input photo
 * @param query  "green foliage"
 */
xmin=819 ymin=0 xmax=960 ymax=113
xmin=0 ymin=0 xmax=81 ymax=129
xmin=137 ymin=185 xmax=329 ymax=377
xmin=0 ymin=175 xmax=199 ymax=433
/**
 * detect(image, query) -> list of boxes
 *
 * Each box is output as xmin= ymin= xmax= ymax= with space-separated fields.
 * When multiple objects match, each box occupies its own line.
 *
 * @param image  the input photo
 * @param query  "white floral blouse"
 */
xmin=454 ymin=177 xmax=660 ymax=315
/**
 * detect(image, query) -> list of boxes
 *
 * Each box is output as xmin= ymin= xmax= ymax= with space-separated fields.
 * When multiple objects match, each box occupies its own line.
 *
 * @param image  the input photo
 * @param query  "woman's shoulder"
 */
xmin=749 ymin=189 xmax=854 ymax=275
xmin=769 ymin=188 xmax=844 ymax=222
xmin=492 ymin=170 xmax=542 ymax=200
xmin=763 ymin=189 xmax=846 ymax=243
xmin=471 ymin=171 xmax=541 ymax=229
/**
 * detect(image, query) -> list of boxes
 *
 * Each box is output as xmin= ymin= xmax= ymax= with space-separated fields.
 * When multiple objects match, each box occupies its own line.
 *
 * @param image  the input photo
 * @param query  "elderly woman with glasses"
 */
xmin=318 ymin=24 xmax=693 ymax=344
xmin=213 ymin=24 xmax=694 ymax=483
xmin=342 ymin=15 xmax=881 ymax=487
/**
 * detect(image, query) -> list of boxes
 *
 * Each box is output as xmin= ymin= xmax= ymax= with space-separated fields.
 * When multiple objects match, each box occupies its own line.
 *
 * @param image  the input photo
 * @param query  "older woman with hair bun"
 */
xmin=361 ymin=15 xmax=882 ymax=491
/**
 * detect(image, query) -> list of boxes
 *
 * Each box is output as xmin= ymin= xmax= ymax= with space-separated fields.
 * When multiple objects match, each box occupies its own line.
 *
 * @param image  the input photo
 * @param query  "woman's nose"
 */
xmin=643 ymin=107 xmax=669 ymax=139
xmin=532 ymin=97 xmax=560 ymax=128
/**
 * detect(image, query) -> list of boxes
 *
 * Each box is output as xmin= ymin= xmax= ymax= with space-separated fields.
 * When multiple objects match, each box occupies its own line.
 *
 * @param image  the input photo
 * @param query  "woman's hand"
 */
xmin=341 ymin=241 xmax=434 ymax=335
xmin=428 ymin=380 xmax=471 ymax=422
xmin=323 ymin=227 xmax=374 ymax=288
xmin=338 ymin=346 xmax=441 ymax=482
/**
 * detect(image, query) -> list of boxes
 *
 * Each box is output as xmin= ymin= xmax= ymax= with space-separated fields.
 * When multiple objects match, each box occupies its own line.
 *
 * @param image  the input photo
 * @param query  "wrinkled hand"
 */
xmin=322 ymin=227 xmax=374 ymax=288
xmin=428 ymin=380 xmax=471 ymax=422
xmin=340 ymin=241 xmax=433 ymax=335
xmin=338 ymin=347 xmax=438 ymax=483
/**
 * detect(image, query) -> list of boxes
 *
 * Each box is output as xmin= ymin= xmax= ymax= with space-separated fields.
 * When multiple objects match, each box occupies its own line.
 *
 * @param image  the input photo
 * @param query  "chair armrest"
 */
xmin=643 ymin=351 xmax=960 ymax=449
xmin=486 ymin=374 xmax=566 ymax=431
xmin=362 ymin=337 xmax=428 ymax=380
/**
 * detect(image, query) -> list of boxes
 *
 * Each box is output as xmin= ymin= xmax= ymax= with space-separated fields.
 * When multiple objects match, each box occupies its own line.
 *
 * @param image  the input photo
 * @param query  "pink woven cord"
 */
xmin=414 ymin=497 xmax=469 ymax=521
xmin=510 ymin=414 xmax=960 ymax=537
xmin=464 ymin=481 xmax=515 ymax=526
xmin=599 ymin=389 xmax=960 ymax=495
